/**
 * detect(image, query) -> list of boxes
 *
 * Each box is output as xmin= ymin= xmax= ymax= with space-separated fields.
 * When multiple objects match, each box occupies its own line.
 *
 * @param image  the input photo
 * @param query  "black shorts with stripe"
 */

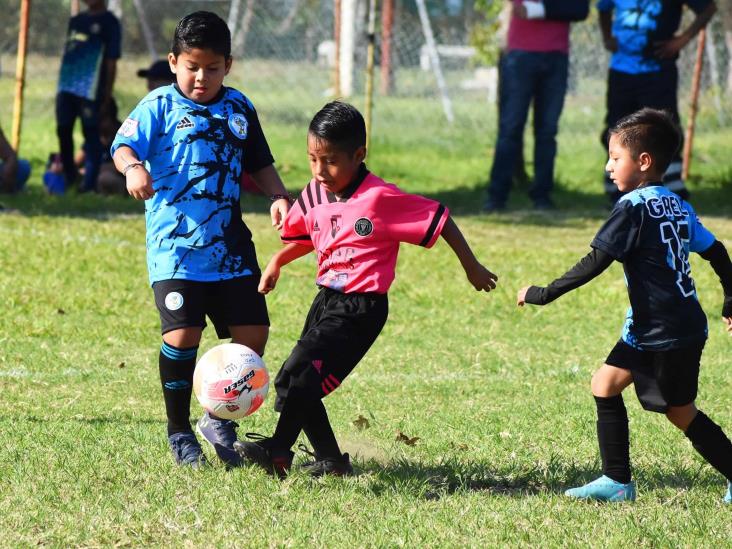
xmin=606 ymin=339 xmax=704 ymax=413
xmin=273 ymin=286 xmax=388 ymax=412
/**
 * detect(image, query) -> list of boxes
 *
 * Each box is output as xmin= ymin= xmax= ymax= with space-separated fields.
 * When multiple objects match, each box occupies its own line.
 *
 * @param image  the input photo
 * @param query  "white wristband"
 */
xmin=523 ymin=1 xmax=546 ymax=19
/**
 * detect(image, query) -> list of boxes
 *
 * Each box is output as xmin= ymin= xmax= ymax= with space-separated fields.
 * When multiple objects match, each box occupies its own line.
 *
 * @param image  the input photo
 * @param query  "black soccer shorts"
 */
xmin=605 ymin=339 xmax=705 ymax=413
xmin=272 ymin=286 xmax=388 ymax=412
xmin=152 ymin=276 xmax=269 ymax=339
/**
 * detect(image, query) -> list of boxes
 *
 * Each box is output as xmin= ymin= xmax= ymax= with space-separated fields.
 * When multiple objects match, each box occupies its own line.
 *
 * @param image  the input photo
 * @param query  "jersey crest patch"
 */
xmin=176 ymin=116 xmax=194 ymax=130
xmin=228 ymin=114 xmax=248 ymax=139
xmin=118 ymin=118 xmax=139 ymax=138
xmin=354 ymin=217 xmax=373 ymax=237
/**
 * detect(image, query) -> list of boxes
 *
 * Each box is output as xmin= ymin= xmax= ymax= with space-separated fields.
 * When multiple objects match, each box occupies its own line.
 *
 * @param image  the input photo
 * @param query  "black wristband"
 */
xmin=269 ymin=194 xmax=291 ymax=202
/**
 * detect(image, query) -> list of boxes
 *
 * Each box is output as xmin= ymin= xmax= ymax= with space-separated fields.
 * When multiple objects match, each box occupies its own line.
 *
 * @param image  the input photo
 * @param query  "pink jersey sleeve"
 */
xmin=281 ymin=193 xmax=312 ymax=246
xmin=380 ymin=184 xmax=449 ymax=248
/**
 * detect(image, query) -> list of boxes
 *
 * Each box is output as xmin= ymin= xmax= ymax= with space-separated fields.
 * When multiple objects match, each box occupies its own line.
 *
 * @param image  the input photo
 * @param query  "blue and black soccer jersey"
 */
xmin=58 ymin=10 xmax=121 ymax=101
xmin=111 ymin=84 xmax=274 ymax=284
xmin=596 ymin=0 xmax=712 ymax=74
xmin=591 ymin=184 xmax=716 ymax=350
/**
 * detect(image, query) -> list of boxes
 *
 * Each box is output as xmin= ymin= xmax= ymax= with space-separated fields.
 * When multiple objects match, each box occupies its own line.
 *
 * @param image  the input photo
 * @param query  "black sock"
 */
xmin=159 ymin=341 xmax=198 ymax=436
xmin=685 ymin=411 xmax=732 ymax=481
xmin=271 ymin=392 xmax=306 ymax=452
xmin=302 ymin=399 xmax=341 ymax=459
xmin=595 ymin=395 xmax=631 ymax=484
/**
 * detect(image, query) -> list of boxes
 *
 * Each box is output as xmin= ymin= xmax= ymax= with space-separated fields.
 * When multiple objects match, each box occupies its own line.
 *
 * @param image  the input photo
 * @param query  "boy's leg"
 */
xmin=196 ymin=276 xmax=270 ymax=466
xmin=153 ymin=280 xmax=208 ymax=466
xmin=55 ymin=92 xmax=79 ymax=186
xmin=79 ymin=99 xmax=102 ymax=192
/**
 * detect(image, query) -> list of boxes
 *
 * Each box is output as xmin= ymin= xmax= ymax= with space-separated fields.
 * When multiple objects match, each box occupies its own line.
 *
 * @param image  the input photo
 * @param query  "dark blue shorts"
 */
xmin=152 ymin=276 xmax=269 ymax=339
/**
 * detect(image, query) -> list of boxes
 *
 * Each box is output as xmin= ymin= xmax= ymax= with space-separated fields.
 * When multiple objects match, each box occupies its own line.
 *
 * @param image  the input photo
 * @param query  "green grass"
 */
xmin=1 ymin=60 xmax=732 ymax=546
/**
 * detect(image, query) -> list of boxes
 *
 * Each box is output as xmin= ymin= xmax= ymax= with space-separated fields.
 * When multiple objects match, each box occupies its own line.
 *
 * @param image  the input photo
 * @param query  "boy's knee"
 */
xmin=665 ymin=403 xmax=697 ymax=431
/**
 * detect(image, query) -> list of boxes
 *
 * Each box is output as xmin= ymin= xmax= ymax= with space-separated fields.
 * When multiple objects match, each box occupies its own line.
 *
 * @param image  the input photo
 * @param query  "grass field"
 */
xmin=1 ymin=66 xmax=732 ymax=546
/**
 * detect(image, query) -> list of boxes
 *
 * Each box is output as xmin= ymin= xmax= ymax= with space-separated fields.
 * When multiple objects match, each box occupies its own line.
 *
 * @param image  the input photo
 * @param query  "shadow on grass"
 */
xmin=12 ymin=413 xmax=163 ymax=426
xmin=357 ymin=455 xmax=725 ymax=500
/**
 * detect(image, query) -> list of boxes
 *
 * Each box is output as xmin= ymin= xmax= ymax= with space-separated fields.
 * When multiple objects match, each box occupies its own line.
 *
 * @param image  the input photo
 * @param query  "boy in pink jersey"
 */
xmin=234 ymin=101 xmax=497 ymax=477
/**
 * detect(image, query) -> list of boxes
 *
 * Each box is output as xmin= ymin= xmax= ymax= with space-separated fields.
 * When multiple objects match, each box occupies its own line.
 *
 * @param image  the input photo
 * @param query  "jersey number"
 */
xmin=660 ymin=220 xmax=694 ymax=297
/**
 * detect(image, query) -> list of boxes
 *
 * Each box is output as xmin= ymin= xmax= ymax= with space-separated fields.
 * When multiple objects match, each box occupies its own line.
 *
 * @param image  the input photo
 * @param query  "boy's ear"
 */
xmin=638 ymin=151 xmax=653 ymax=172
xmin=354 ymin=145 xmax=367 ymax=164
xmin=168 ymin=53 xmax=177 ymax=73
xmin=224 ymin=57 xmax=233 ymax=75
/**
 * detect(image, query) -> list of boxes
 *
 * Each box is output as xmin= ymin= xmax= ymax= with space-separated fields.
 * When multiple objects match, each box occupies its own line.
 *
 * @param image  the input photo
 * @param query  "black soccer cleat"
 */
xmin=298 ymin=445 xmax=354 ymax=477
xmin=233 ymin=433 xmax=293 ymax=478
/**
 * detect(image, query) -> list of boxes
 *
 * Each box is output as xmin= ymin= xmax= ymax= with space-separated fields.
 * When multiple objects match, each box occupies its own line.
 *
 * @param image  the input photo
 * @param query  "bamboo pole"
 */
xmin=380 ymin=0 xmax=394 ymax=95
xmin=11 ymin=0 xmax=31 ymax=151
xmin=333 ymin=0 xmax=341 ymax=96
xmin=365 ymin=0 xmax=377 ymax=151
xmin=682 ymin=28 xmax=706 ymax=182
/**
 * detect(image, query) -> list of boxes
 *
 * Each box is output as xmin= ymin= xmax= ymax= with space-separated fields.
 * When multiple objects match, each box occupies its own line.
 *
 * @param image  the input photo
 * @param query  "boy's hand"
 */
xmin=653 ymin=35 xmax=688 ymax=59
xmin=126 ymin=167 xmax=154 ymax=200
xmin=517 ymin=286 xmax=530 ymax=306
xmin=465 ymin=262 xmax=498 ymax=292
xmin=723 ymin=317 xmax=732 ymax=335
xmin=270 ymin=198 xmax=290 ymax=231
xmin=258 ymin=262 xmax=281 ymax=294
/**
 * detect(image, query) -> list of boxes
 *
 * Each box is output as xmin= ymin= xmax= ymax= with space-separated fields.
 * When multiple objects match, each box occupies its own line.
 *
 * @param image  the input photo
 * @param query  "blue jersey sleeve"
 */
xmin=687 ymin=204 xmax=716 ymax=253
xmin=104 ymin=14 xmax=122 ymax=60
xmin=596 ymin=0 xmax=613 ymax=12
xmin=110 ymin=99 xmax=159 ymax=161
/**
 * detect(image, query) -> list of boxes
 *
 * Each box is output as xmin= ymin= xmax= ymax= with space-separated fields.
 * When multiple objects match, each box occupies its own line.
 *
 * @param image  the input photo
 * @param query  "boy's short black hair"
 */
xmin=609 ymin=108 xmax=681 ymax=174
xmin=171 ymin=11 xmax=231 ymax=59
xmin=308 ymin=101 xmax=366 ymax=154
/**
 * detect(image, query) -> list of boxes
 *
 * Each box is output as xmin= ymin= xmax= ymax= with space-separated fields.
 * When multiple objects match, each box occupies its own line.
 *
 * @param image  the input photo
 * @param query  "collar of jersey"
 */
xmin=329 ymin=163 xmax=369 ymax=203
xmin=172 ymin=83 xmax=227 ymax=106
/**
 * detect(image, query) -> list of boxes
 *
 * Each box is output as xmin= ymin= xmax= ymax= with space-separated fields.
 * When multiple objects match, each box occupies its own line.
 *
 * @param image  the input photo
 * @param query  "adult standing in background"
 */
xmin=0 ymin=125 xmax=31 ymax=194
xmin=598 ymin=0 xmax=717 ymax=203
xmin=56 ymin=0 xmax=121 ymax=193
xmin=484 ymin=0 xmax=590 ymax=213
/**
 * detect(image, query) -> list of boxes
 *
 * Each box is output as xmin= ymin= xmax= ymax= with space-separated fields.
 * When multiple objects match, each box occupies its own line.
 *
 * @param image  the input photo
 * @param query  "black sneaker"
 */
xmin=233 ymin=433 xmax=293 ymax=478
xmin=168 ymin=431 xmax=207 ymax=469
xmin=298 ymin=444 xmax=354 ymax=477
xmin=196 ymin=412 xmax=242 ymax=467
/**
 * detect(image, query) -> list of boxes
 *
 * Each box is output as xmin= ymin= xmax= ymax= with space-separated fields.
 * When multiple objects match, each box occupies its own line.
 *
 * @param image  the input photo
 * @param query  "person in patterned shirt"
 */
xmin=234 ymin=101 xmax=498 ymax=477
xmin=111 ymin=11 xmax=291 ymax=469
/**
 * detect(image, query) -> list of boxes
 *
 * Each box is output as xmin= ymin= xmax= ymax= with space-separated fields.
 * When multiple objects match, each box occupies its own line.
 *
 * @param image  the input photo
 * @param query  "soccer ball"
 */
xmin=193 ymin=343 xmax=269 ymax=420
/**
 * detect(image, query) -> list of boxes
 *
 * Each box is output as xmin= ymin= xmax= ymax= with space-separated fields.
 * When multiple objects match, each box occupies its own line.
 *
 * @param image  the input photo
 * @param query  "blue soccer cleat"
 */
xmin=724 ymin=482 xmax=731 ymax=504
xmin=168 ymin=431 xmax=207 ymax=469
xmin=196 ymin=412 xmax=242 ymax=467
xmin=564 ymin=475 xmax=636 ymax=502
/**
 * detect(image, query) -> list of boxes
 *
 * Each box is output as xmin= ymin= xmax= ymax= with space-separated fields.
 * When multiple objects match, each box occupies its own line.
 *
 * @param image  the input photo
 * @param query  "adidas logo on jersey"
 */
xmin=176 ymin=116 xmax=194 ymax=130
xmin=313 ymin=220 xmax=320 ymax=232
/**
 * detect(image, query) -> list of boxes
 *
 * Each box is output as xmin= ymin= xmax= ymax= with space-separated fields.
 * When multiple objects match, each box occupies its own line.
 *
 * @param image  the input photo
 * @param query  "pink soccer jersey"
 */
xmin=281 ymin=169 xmax=449 ymax=293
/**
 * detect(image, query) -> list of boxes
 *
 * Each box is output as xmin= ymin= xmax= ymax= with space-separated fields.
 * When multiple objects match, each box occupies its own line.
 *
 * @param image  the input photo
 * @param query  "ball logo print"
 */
xmin=193 ymin=343 xmax=269 ymax=420
xmin=354 ymin=217 xmax=373 ymax=237
xmin=164 ymin=291 xmax=184 ymax=311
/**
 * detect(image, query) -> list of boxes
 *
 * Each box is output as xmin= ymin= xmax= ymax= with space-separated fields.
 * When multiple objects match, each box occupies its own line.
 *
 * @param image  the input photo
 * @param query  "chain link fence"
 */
xmin=1 ymin=0 xmax=731 ymax=167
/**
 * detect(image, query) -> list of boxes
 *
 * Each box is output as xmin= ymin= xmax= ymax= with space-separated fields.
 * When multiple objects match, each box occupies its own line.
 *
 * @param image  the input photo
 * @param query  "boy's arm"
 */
xmin=654 ymin=2 xmax=717 ymax=59
xmin=698 ymin=239 xmax=732 ymax=332
xmin=101 ymin=58 xmax=117 ymax=115
xmin=112 ymin=145 xmax=153 ymax=200
xmin=599 ymin=9 xmax=617 ymax=53
xmin=517 ymin=247 xmax=614 ymax=306
xmin=258 ymin=242 xmax=314 ymax=294
xmin=249 ymin=164 xmax=291 ymax=231
xmin=440 ymin=216 xmax=497 ymax=292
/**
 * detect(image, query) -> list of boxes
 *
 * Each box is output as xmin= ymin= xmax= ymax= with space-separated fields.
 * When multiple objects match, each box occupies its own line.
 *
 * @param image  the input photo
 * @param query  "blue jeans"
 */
xmin=487 ymin=50 xmax=568 ymax=205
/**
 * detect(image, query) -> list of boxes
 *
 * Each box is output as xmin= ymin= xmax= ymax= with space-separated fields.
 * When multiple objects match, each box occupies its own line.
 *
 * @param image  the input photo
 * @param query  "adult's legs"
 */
xmin=79 ymin=99 xmax=102 ymax=192
xmin=486 ymin=50 xmax=537 ymax=209
xmin=530 ymin=51 xmax=568 ymax=207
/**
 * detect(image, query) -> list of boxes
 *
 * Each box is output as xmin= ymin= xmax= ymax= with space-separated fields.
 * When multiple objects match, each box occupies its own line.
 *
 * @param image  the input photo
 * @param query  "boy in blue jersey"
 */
xmin=111 ymin=11 xmax=291 ymax=468
xmin=518 ymin=108 xmax=732 ymax=503
xmin=56 ymin=0 xmax=121 ymax=192
xmin=598 ymin=0 xmax=717 ymax=203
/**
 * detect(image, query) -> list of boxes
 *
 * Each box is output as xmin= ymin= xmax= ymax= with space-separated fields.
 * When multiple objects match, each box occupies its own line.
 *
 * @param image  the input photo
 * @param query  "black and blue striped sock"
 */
xmin=159 ymin=341 xmax=198 ymax=436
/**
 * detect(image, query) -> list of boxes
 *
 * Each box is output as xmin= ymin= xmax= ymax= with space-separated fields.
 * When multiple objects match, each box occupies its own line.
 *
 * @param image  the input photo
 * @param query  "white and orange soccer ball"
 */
xmin=193 ymin=343 xmax=269 ymax=420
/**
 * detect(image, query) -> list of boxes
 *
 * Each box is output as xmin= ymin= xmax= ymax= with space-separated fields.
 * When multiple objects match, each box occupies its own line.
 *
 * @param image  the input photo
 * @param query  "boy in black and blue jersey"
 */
xmin=111 ymin=11 xmax=291 ymax=468
xmin=518 ymin=108 xmax=732 ymax=503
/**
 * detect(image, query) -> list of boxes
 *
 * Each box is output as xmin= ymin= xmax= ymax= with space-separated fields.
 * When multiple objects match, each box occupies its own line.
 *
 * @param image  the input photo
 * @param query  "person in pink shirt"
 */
xmin=484 ymin=0 xmax=589 ymax=212
xmin=234 ymin=101 xmax=498 ymax=477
